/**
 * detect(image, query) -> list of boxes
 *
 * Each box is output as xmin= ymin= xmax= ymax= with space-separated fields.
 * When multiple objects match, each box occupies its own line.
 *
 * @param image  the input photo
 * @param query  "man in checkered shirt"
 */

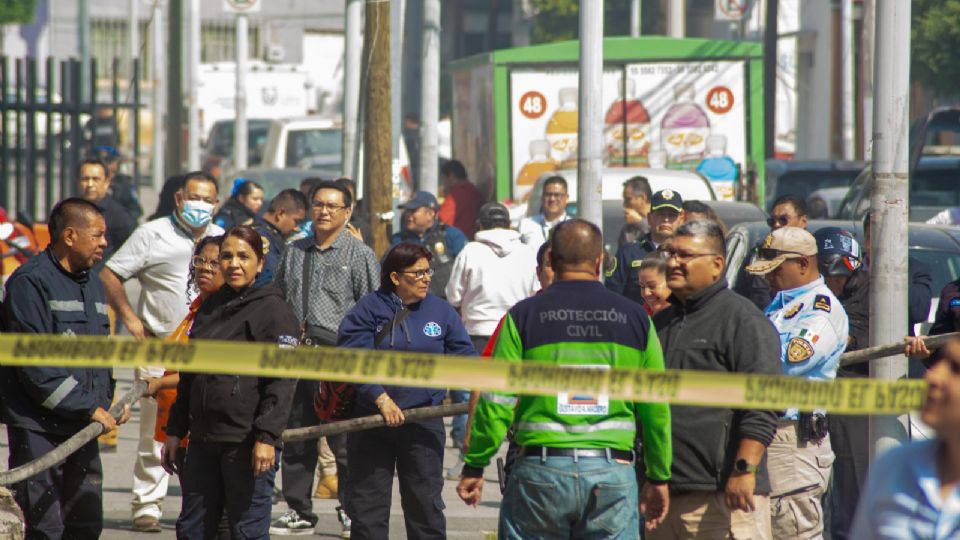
xmin=272 ymin=179 xmax=379 ymax=537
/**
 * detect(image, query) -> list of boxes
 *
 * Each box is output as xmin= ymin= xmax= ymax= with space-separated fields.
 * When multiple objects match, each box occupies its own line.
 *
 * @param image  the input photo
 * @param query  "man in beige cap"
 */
xmin=746 ymin=226 xmax=849 ymax=540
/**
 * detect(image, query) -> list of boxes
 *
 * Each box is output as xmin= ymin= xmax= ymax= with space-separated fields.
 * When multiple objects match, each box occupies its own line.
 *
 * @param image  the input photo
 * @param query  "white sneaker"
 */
xmin=269 ymin=510 xmax=315 ymax=536
xmin=337 ymin=506 xmax=351 ymax=539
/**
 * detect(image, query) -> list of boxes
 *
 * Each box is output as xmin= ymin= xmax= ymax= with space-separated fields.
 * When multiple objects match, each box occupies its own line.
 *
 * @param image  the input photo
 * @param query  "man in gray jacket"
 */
xmin=649 ymin=220 xmax=781 ymax=540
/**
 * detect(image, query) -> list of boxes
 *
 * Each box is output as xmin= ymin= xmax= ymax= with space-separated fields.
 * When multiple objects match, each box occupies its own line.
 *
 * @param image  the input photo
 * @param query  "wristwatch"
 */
xmin=734 ymin=458 xmax=759 ymax=474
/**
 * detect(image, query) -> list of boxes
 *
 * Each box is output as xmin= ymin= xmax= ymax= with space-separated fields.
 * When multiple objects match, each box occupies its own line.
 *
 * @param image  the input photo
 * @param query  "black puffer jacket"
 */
xmin=652 ymin=278 xmax=781 ymax=494
xmin=166 ymin=284 xmax=300 ymax=447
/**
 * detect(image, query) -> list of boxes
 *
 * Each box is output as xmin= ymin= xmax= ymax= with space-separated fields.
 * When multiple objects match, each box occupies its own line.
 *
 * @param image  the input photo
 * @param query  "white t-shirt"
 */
xmin=518 ymin=213 xmax=570 ymax=246
xmin=106 ymin=216 xmax=223 ymax=337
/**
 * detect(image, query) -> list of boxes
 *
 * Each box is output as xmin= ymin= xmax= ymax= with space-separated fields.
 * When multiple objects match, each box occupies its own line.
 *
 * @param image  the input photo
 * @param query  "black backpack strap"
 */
xmin=374 ymin=307 xmax=410 ymax=348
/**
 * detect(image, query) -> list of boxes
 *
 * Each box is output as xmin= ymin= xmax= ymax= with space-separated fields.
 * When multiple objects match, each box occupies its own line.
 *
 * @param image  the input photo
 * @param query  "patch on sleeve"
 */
xmin=277 ymin=335 xmax=299 ymax=349
xmin=787 ymin=337 xmax=815 ymax=363
xmin=813 ymin=294 xmax=832 ymax=313
xmin=630 ymin=259 xmax=643 ymax=268
xmin=950 ymin=297 xmax=960 ymax=309
xmin=783 ymin=303 xmax=803 ymax=319
xmin=604 ymin=255 xmax=617 ymax=277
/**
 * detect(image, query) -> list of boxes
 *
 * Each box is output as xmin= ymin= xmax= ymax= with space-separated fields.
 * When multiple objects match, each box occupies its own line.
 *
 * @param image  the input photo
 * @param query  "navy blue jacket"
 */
xmin=253 ymin=216 xmax=285 ymax=287
xmin=337 ymin=288 xmax=477 ymax=415
xmin=0 ymin=248 xmax=114 ymax=436
xmin=605 ymin=234 xmax=657 ymax=304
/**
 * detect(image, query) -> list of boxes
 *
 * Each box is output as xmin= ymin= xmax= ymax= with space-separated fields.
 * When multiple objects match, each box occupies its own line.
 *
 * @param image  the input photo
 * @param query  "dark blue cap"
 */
xmin=399 ymin=191 xmax=439 ymax=211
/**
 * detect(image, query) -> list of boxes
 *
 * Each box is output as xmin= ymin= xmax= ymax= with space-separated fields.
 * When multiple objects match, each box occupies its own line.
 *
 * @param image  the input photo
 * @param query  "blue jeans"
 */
xmin=499 ymin=455 xmax=639 ymax=539
xmin=449 ymin=390 xmax=470 ymax=450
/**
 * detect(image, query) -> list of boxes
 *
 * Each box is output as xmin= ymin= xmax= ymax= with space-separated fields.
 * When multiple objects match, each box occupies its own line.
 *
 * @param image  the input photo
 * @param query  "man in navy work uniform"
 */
xmin=0 ymin=198 xmax=131 ymax=539
xmin=606 ymin=189 xmax=684 ymax=303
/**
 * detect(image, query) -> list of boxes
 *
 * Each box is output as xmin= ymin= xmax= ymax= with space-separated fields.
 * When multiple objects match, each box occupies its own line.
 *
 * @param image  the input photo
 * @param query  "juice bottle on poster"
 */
xmin=661 ymin=83 xmax=711 ymax=169
xmin=516 ymin=140 xmax=557 ymax=190
xmin=604 ymin=79 xmax=651 ymax=167
xmin=545 ymin=87 xmax=579 ymax=169
xmin=696 ymin=134 xmax=738 ymax=201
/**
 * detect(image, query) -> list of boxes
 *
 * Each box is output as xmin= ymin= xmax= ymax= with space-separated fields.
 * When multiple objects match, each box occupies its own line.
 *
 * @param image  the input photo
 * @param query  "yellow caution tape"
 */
xmin=0 ymin=334 xmax=926 ymax=415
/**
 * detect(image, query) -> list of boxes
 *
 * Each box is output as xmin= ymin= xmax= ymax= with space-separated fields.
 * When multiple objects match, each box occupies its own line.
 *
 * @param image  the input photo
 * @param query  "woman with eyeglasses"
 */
xmin=337 ymin=241 xmax=477 ymax=539
xmin=144 ymin=235 xmax=225 ymax=457
xmin=164 ymin=226 xmax=300 ymax=540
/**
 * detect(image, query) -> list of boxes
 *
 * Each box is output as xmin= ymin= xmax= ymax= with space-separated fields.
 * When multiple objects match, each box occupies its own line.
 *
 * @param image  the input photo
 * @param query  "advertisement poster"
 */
xmin=625 ymin=61 xmax=747 ymax=200
xmin=509 ymin=69 xmax=623 ymax=202
xmin=509 ymin=62 xmax=747 ymax=201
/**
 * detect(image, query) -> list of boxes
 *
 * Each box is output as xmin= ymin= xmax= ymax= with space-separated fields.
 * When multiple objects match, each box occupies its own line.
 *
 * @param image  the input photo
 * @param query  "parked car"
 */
xmin=201 ymin=118 xmax=272 ymax=179
xmin=836 ymin=156 xmax=960 ymax=222
xmin=805 ymin=186 xmax=851 ymax=219
xmin=764 ymin=160 xmax=865 ymax=212
xmin=259 ymin=116 xmax=343 ymax=170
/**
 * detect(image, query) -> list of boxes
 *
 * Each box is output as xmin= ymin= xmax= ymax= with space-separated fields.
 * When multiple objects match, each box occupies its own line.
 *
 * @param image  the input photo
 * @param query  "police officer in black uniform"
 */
xmin=390 ymin=191 xmax=468 ymax=298
xmin=605 ymin=189 xmax=684 ymax=303
xmin=0 ymin=198 xmax=131 ymax=539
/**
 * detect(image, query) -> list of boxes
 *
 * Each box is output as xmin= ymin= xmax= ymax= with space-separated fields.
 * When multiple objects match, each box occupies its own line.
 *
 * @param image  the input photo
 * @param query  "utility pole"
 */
xmin=390 ymin=0 xmax=404 ymax=233
xmin=419 ymin=0 xmax=440 ymax=196
xmin=868 ymin=0 xmax=911 ymax=459
xmin=578 ymin=0 xmax=603 ymax=233
xmin=79 ymin=0 xmax=90 ymax=102
xmin=129 ymin=0 xmax=139 ymax=67
xmin=630 ymin=0 xmax=641 ymax=37
xmin=342 ymin=0 xmax=363 ymax=180
xmin=840 ymin=0 xmax=854 ymax=160
xmin=667 ymin=0 xmax=684 ymax=38
xmin=187 ymin=0 xmax=201 ymax=171
xmin=861 ymin=0 xmax=875 ymax=160
xmin=364 ymin=0 xmax=392 ymax=256
xmin=151 ymin=1 xmax=165 ymax=191
xmin=234 ymin=12 xmax=249 ymax=171
xmin=762 ymin=0 xmax=778 ymax=159
xmin=165 ymin=0 xmax=183 ymax=177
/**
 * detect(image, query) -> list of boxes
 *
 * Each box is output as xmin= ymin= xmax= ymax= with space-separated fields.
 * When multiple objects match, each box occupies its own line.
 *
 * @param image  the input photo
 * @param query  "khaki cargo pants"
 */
xmin=646 ymin=492 xmax=772 ymax=540
xmin=767 ymin=420 xmax=835 ymax=540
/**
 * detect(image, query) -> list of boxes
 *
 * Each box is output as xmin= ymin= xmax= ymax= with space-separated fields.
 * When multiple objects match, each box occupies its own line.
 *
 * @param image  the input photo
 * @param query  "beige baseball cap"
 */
xmin=745 ymin=227 xmax=818 ymax=275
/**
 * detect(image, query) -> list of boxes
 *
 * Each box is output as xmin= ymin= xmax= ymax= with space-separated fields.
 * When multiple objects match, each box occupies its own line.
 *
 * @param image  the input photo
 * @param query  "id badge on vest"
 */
xmin=557 ymin=364 xmax=609 ymax=415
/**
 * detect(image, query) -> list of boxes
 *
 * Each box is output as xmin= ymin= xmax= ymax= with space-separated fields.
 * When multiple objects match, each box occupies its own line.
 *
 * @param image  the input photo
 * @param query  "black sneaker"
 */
xmin=336 ymin=506 xmax=351 ymax=539
xmin=269 ymin=510 xmax=315 ymax=536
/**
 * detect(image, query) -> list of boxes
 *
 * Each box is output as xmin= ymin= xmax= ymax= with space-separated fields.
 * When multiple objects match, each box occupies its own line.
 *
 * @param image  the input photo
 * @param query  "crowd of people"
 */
xmin=0 ymin=157 xmax=958 ymax=540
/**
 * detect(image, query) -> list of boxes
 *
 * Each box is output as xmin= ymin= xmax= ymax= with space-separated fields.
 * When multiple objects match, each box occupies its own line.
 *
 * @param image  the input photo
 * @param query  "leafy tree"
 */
xmin=912 ymin=0 xmax=960 ymax=98
xmin=0 ymin=0 xmax=37 ymax=25
xmin=529 ymin=0 xmax=663 ymax=44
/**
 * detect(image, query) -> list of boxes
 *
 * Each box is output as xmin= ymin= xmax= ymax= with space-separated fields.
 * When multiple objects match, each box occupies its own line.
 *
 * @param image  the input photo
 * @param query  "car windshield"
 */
xmin=913 ymin=249 xmax=960 ymax=294
xmin=774 ymin=170 xmax=860 ymax=203
xmin=918 ymin=110 xmax=960 ymax=156
xmin=209 ymin=121 xmax=270 ymax=160
xmin=286 ymin=128 xmax=343 ymax=167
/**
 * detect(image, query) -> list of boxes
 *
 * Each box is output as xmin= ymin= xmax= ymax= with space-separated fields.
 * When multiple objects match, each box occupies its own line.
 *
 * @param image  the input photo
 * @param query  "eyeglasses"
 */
xmin=399 ymin=268 xmax=434 ymax=280
xmin=755 ymin=248 xmax=806 ymax=260
xmin=312 ymin=202 xmax=347 ymax=213
xmin=658 ymin=246 xmax=719 ymax=264
xmin=191 ymin=256 xmax=219 ymax=270
xmin=766 ymin=214 xmax=796 ymax=228
xmin=543 ymin=192 xmax=567 ymax=200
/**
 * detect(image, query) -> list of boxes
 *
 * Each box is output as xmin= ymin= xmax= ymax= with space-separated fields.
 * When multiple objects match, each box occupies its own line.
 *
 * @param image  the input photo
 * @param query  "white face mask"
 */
xmin=180 ymin=200 xmax=214 ymax=228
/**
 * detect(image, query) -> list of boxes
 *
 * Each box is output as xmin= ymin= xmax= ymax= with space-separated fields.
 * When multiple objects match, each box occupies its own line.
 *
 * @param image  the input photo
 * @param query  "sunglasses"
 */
xmin=766 ymin=214 xmax=795 ymax=228
xmin=756 ymin=248 xmax=806 ymax=260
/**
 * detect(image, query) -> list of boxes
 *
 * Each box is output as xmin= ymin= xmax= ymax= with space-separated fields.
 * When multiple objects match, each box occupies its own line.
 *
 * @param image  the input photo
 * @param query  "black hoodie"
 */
xmin=652 ymin=278 xmax=781 ymax=494
xmin=166 ymin=284 xmax=300 ymax=447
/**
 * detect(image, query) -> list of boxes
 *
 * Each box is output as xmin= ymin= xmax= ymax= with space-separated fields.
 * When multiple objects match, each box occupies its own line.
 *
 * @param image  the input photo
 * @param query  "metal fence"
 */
xmin=0 ymin=56 xmax=142 ymax=222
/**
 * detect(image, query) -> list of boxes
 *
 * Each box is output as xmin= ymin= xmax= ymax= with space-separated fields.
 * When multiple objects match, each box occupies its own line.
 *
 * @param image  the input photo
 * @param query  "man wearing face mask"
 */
xmin=100 ymin=170 xmax=223 ymax=532
xmin=606 ymin=189 xmax=684 ymax=304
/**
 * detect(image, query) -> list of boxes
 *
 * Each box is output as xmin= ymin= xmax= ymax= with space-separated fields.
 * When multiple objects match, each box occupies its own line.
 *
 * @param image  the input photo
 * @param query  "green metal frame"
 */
xmin=450 ymin=36 xmax=766 ymax=204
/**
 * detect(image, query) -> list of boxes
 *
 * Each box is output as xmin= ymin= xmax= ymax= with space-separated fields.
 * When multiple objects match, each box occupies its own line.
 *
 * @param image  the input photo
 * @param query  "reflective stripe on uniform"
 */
xmin=40 ymin=376 xmax=79 ymax=410
xmin=95 ymin=302 xmax=109 ymax=315
xmin=517 ymin=420 xmax=636 ymax=434
xmin=480 ymin=392 xmax=517 ymax=407
xmin=48 ymin=300 xmax=84 ymax=312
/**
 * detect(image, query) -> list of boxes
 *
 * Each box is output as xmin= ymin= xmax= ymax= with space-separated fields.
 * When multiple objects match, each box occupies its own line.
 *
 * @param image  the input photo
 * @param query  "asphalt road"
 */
xmin=0 ymin=369 xmax=505 ymax=539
